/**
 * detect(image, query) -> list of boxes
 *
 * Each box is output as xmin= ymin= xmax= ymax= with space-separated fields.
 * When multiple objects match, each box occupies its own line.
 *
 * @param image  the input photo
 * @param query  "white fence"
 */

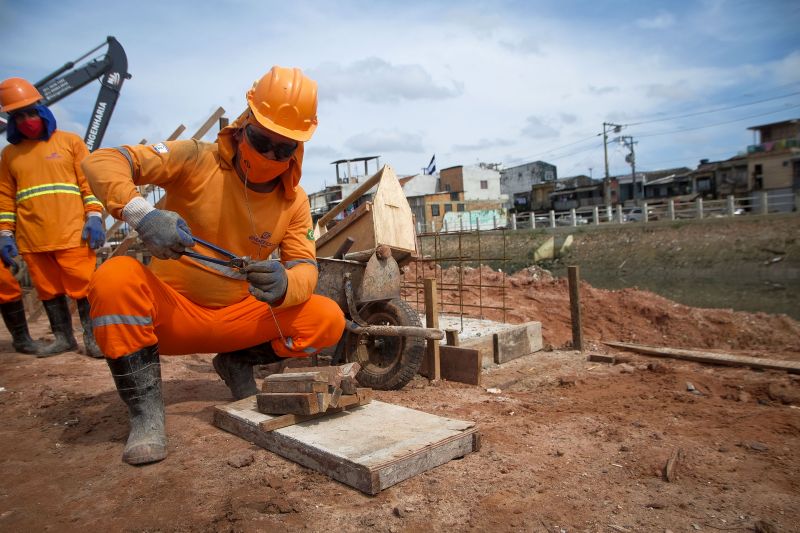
xmin=509 ymin=192 xmax=799 ymax=230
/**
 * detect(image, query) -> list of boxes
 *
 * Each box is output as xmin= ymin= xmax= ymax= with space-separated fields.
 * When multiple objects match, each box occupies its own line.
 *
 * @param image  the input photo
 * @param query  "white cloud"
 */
xmin=345 ymin=129 xmax=425 ymax=153
xmin=635 ymin=11 xmax=676 ymax=30
xmin=309 ymin=58 xmax=464 ymax=103
xmin=521 ymin=116 xmax=559 ymax=139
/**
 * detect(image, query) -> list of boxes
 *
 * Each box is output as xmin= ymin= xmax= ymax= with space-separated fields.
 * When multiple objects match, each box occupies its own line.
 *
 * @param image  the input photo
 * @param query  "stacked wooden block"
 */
xmin=256 ymin=362 xmax=370 ymax=416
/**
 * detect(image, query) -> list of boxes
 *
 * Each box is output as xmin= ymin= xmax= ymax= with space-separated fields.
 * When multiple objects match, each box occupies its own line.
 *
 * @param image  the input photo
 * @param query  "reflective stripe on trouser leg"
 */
xmin=0 ymin=266 xmax=22 ymax=304
xmin=88 ymin=257 xmax=164 ymax=358
xmin=23 ymin=246 xmax=96 ymax=300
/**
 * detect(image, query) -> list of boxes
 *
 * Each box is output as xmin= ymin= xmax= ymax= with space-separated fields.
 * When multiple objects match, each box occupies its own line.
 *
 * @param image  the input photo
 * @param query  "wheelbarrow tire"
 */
xmin=348 ymin=298 xmax=424 ymax=391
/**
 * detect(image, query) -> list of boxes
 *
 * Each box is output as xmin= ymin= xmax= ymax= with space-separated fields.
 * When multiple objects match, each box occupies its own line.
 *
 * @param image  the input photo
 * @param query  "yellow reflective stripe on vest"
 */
xmin=16 ymin=183 xmax=81 ymax=203
xmin=0 ymin=212 xmax=16 ymax=222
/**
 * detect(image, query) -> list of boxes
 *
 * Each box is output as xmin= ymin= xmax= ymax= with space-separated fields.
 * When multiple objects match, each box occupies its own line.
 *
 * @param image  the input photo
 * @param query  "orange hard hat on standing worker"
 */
xmin=246 ymin=66 xmax=318 ymax=142
xmin=0 ymin=77 xmax=43 ymax=113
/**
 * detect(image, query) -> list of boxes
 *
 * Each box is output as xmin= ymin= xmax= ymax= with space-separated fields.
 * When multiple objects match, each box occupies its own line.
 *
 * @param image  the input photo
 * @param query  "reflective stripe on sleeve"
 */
xmin=0 ymin=212 xmax=16 ymax=222
xmin=83 ymin=195 xmax=103 ymax=207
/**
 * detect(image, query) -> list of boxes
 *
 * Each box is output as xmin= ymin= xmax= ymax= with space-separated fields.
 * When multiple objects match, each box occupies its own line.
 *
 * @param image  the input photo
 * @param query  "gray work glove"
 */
xmin=245 ymin=260 xmax=288 ymax=305
xmin=135 ymin=209 xmax=195 ymax=260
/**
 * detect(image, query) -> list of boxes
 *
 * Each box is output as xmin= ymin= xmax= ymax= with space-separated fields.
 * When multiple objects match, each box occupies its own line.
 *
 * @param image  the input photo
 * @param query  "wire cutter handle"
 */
xmin=192 ymin=236 xmax=238 ymax=260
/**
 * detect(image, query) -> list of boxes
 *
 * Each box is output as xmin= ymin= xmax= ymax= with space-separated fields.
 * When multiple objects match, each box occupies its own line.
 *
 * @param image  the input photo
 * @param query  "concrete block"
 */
xmin=492 ymin=321 xmax=543 ymax=364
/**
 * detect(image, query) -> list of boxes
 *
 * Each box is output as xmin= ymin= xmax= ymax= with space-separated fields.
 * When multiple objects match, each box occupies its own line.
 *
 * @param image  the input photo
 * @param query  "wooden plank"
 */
xmin=493 ymin=321 xmax=543 ymax=364
xmin=262 ymin=381 xmax=329 ymax=393
xmin=280 ymin=363 xmax=360 ymax=391
xmin=440 ymin=345 xmax=482 ymax=386
xmin=371 ymin=165 xmax=417 ymax=253
xmin=213 ymin=398 xmax=479 ymax=494
xmin=191 ymin=106 xmax=226 ymax=139
xmin=315 ymin=202 xmax=373 ymax=258
xmin=317 ymin=166 xmax=386 ymax=229
xmin=420 ymin=278 xmax=440 ymax=380
xmin=603 ymin=341 xmax=800 ymax=374
xmin=257 ymin=389 xmax=371 ymax=432
xmin=264 ymin=371 xmax=328 ymax=383
xmin=256 ymin=392 xmax=324 ymax=415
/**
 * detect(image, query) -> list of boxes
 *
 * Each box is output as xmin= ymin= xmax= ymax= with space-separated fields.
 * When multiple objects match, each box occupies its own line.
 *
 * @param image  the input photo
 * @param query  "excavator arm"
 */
xmin=0 ymin=36 xmax=130 ymax=151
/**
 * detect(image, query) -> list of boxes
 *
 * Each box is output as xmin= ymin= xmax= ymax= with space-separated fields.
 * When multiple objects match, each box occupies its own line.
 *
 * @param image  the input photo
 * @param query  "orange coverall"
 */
xmin=0 ymin=130 xmax=102 ymax=300
xmin=0 ymin=264 xmax=22 ymax=304
xmin=82 ymin=124 xmax=345 ymax=359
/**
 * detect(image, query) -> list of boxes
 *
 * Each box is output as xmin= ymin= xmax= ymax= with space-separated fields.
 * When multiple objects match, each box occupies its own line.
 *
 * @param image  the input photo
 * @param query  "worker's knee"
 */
xmin=89 ymin=256 xmax=149 ymax=306
xmin=307 ymin=294 xmax=346 ymax=348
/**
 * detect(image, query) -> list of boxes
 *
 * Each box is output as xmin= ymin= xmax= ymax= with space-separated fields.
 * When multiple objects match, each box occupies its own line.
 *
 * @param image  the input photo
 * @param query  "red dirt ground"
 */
xmin=1 ymin=268 xmax=798 ymax=531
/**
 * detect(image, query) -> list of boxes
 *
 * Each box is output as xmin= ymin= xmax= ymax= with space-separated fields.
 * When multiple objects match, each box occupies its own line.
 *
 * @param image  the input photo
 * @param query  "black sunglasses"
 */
xmin=244 ymin=124 xmax=298 ymax=161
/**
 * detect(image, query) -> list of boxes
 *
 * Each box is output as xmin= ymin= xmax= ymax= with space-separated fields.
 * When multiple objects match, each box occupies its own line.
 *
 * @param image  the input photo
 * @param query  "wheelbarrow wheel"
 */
xmin=347 ymin=298 xmax=424 ymax=390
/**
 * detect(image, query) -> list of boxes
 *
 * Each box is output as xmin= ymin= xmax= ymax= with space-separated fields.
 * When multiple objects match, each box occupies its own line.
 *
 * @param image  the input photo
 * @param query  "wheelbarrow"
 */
xmin=314 ymin=244 xmax=443 ymax=390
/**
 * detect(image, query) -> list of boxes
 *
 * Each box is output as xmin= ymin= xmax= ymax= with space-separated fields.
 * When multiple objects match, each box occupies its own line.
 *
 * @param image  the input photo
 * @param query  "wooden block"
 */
xmin=214 ymin=398 xmax=479 ymax=495
xmin=282 ymin=363 xmax=362 ymax=389
xmin=256 ymin=392 xmax=324 ymax=415
xmin=265 ymin=371 xmax=328 ymax=383
xmin=316 ymin=392 xmax=330 ymax=412
xmin=588 ymin=354 xmax=616 ymax=364
xmin=329 ymin=387 xmax=343 ymax=408
xmin=340 ymin=377 xmax=358 ymax=395
xmin=459 ymin=335 xmax=494 ymax=366
xmin=445 ymin=329 xmax=460 ymax=346
xmin=440 ymin=346 xmax=482 ymax=386
xmin=262 ymin=381 xmax=329 ymax=393
xmin=492 ymin=321 xmax=543 ymax=364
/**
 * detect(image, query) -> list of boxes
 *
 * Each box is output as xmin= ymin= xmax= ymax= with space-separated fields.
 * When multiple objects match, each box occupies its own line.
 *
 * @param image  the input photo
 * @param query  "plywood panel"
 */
xmin=372 ymin=165 xmax=417 ymax=253
xmin=214 ymin=398 xmax=479 ymax=494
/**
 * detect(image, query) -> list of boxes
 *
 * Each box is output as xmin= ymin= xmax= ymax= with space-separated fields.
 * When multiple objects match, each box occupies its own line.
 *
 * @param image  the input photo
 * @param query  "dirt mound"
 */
xmin=404 ymin=263 xmax=800 ymax=358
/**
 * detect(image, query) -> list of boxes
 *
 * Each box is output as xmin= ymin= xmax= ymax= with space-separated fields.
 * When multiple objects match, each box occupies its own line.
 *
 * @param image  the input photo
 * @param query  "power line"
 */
xmin=620 ymin=82 xmax=800 ymax=124
xmin=626 ymin=91 xmax=800 ymax=126
xmin=633 ymin=103 xmax=800 ymax=138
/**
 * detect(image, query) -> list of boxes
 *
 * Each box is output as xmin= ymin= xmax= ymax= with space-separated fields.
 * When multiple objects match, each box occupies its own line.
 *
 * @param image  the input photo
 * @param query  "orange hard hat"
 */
xmin=246 ymin=66 xmax=318 ymax=142
xmin=0 ymin=77 xmax=43 ymax=113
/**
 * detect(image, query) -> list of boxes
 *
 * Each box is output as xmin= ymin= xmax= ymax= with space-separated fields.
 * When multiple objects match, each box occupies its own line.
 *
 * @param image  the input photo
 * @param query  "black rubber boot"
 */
xmin=76 ymin=298 xmax=103 ymax=358
xmin=37 ymin=295 xmax=79 ymax=357
xmin=0 ymin=299 xmax=43 ymax=354
xmin=107 ymin=345 xmax=167 ymax=465
xmin=212 ymin=342 xmax=282 ymax=400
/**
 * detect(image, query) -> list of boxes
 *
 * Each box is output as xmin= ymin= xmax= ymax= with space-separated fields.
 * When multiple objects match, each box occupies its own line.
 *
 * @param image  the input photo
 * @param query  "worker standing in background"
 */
xmin=0 ymin=263 xmax=42 ymax=354
xmin=82 ymin=66 xmax=345 ymax=466
xmin=0 ymin=77 xmax=105 ymax=358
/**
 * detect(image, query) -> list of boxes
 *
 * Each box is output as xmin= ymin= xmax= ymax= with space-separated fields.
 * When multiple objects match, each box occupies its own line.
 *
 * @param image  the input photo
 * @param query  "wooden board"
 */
xmin=604 ymin=341 xmax=800 ymax=374
xmin=493 ymin=321 xmax=543 ymax=364
xmin=315 ymin=165 xmax=417 ymax=259
xmin=440 ymin=346 xmax=482 ymax=386
xmin=214 ymin=398 xmax=479 ymax=495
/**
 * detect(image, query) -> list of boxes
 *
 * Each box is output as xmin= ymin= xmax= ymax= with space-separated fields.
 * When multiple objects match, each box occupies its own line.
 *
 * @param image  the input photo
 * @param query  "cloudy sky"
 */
xmin=2 ymin=0 xmax=799 ymax=192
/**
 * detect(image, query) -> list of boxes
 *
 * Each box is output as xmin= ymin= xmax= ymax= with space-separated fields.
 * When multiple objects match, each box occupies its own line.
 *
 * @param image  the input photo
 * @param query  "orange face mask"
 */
xmin=237 ymin=132 xmax=291 ymax=184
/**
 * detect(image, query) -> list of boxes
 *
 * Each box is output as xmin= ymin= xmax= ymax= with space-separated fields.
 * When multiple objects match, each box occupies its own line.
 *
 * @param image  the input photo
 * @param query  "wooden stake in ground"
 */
xmin=662 ymin=447 xmax=682 ymax=482
xmin=421 ymin=277 xmax=441 ymax=380
xmin=568 ymin=265 xmax=583 ymax=351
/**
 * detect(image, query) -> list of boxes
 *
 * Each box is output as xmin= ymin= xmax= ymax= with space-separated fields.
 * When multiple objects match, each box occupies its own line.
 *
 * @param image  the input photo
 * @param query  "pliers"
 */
xmin=181 ymin=236 xmax=249 ymax=271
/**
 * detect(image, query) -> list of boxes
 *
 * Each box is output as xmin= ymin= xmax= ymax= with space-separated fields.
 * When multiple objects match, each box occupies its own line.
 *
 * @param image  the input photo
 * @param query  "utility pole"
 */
xmin=620 ymin=135 xmax=638 ymax=202
xmin=603 ymin=122 xmax=622 ymax=206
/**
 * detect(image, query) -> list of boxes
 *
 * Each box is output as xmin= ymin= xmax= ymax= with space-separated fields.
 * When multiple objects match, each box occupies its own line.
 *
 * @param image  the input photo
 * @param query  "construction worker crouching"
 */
xmin=82 ymin=66 xmax=346 ymax=466
xmin=0 ymin=77 xmax=106 ymax=358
